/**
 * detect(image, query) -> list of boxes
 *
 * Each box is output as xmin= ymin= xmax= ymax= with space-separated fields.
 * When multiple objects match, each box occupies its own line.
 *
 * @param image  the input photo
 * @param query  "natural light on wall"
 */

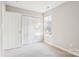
xmin=44 ymin=15 xmax=53 ymax=40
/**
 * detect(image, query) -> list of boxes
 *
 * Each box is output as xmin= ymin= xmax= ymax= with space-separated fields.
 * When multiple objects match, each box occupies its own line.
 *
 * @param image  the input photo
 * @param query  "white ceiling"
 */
xmin=6 ymin=1 xmax=65 ymax=13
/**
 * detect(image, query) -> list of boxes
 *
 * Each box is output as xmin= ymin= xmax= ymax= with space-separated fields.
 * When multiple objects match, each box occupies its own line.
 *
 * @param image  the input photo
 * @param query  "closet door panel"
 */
xmin=3 ymin=12 xmax=22 ymax=49
xmin=22 ymin=16 xmax=43 ymax=44
xmin=22 ymin=16 xmax=28 ymax=45
xmin=28 ymin=17 xmax=43 ymax=43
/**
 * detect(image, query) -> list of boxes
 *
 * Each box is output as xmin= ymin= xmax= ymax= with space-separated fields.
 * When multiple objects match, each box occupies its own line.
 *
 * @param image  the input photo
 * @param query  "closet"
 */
xmin=2 ymin=6 xmax=43 ymax=49
xmin=3 ymin=12 xmax=22 ymax=49
xmin=22 ymin=15 xmax=43 ymax=45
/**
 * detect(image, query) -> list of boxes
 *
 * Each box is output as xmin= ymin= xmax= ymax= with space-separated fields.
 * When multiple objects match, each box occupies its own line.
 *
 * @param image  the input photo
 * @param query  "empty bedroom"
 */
xmin=0 ymin=1 xmax=79 ymax=57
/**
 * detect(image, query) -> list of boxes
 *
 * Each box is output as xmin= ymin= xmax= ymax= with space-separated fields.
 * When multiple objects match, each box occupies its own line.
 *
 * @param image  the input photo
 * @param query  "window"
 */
xmin=44 ymin=15 xmax=53 ymax=39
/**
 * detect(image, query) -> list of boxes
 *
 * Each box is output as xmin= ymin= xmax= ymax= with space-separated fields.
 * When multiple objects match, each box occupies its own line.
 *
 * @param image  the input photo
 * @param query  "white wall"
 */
xmin=0 ymin=1 xmax=2 ymax=56
xmin=0 ymin=1 xmax=5 ymax=56
xmin=44 ymin=1 xmax=79 ymax=52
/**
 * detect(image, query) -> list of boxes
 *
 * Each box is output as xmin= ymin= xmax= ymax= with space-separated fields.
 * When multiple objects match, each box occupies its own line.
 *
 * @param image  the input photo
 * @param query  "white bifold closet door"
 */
xmin=22 ymin=16 xmax=28 ymax=44
xmin=22 ymin=16 xmax=43 ymax=45
xmin=3 ymin=12 xmax=22 ymax=49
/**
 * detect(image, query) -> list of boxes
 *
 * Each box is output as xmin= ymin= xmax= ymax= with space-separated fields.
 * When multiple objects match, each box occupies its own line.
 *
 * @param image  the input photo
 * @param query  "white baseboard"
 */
xmin=44 ymin=40 xmax=79 ymax=57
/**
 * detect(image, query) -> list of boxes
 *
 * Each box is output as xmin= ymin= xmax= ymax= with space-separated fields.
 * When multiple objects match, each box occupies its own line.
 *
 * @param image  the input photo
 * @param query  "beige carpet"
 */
xmin=3 ymin=42 xmax=75 ymax=57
